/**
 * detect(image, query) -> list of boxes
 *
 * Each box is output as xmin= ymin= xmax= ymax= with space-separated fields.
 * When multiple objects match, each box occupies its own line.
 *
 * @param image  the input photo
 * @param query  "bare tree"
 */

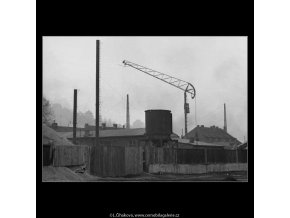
xmin=132 ymin=119 xmax=145 ymax=128
xmin=42 ymin=96 xmax=53 ymax=125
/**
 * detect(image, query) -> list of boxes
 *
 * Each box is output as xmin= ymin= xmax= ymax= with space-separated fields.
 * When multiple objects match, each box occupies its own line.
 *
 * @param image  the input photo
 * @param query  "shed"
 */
xmin=42 ymin=124 xmax=87 ymax=167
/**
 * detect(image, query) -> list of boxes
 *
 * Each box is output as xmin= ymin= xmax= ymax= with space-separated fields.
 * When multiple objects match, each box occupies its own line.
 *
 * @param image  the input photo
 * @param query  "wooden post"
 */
xmin=175 ymin=141 xmax=178 ymax=164
xmin=95 ymin=40 xmax=100 ymax=146
xmin=90 ymin=40 xmax=100 ymax=176
xmin=73 ymin=89 xmax=77 ymax=144
xmin=204 ymin=148 xmax=207 ymax=164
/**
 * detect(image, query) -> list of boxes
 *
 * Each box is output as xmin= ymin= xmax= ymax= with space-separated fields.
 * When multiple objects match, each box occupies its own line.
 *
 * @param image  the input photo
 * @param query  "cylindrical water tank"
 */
xmin=145 ymin=109 xmax=172 ymax=138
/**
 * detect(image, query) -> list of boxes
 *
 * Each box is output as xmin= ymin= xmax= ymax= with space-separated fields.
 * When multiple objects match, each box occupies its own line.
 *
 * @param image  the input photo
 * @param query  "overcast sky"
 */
xmin=43 ymin=36 xmax=247 ymax=142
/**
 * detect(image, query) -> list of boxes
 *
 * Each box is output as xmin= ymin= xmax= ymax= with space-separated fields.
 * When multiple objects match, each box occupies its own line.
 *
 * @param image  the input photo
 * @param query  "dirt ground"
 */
xmin=42 ymin=166 xmax=247 ymax=182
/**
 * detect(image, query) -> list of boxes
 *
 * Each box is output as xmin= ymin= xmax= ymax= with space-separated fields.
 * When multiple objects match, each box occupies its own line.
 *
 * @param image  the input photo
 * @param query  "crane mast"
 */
xmin=122 ymin=60 xmax=196 ymax=135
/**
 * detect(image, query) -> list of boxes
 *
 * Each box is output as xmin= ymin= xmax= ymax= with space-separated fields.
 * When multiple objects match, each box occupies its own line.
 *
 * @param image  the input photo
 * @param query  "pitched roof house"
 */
xmin=184 ymin=125 xmax=241 ymax=146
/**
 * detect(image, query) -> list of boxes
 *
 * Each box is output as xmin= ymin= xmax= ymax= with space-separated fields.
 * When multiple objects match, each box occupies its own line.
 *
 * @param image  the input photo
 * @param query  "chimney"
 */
xmin=224 ymin=103 xmax=227 ymax=133
xmin=51 ymin=120 xmax=58 ymax=130
xmin=73 ymin=89 xmax=77 ymax=144
xmin=126 ymin=94 xmax=130 ymax=129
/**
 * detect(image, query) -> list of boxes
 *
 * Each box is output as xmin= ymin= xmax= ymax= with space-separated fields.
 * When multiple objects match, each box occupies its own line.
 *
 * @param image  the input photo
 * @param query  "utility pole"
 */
xmin=95 ymin=40 xmax=100 ymax=146
xmin=73 ymin=89 xmax=77 ymax=144
xmin=126 ymin=94 xmax=130 ymax=129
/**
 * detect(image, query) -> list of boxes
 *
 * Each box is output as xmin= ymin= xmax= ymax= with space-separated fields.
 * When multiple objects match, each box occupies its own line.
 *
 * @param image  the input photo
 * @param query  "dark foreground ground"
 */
xmin=42 ymin=166 xmax=247 ymax=182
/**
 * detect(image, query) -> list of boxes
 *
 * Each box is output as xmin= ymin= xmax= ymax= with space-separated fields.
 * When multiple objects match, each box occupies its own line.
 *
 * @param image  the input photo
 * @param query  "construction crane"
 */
xmin=122 ymin=60 xmax=196 ymax=135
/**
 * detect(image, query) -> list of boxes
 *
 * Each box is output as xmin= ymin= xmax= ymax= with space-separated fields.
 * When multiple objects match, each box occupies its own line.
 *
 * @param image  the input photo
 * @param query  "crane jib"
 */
xmin=123 ymin=60 xmax=196 ymax=99
xmin=122 ymin=59 xmax=196 ymax=136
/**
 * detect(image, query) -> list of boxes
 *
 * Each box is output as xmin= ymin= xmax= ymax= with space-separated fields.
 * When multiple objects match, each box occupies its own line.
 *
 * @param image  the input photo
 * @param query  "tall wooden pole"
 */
xmin=126 ymin=94 xmax=130 ymax=129
xmin=95 ymin=40 xmax=100 ymax=146
xmin=224 ymin=103 xmax=227 ymax=133
xmin=73 ymin=89 xmax=77 ymax=144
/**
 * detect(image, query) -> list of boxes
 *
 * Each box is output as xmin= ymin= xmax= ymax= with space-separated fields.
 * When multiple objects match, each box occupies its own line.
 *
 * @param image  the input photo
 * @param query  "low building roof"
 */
xmin=99 ymin=128 xmax=146 ymax=138
xmin=184 ymin=125 xmax=241 ymax=144
xmin=42 ymin=124 xmax=74 ymax=146
xmin=58 ymin=128 xmax=146 ymax=139
xmin=50 ymin=126 xmax=84 ymax=132
xmin=59 ymin=128 xmax=179 ymax=139
xmin=176 ymin=138 xmax=225 ymax=148
xmin=237 ymin=142 xmax=248 ymax=150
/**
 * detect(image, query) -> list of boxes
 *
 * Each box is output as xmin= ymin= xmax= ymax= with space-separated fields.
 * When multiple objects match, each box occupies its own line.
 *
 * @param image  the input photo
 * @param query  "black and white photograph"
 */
xmin=12 ymin=0 xmax=290 ymax=217
xmin=42 ymin=36 xmax=248 ymax=182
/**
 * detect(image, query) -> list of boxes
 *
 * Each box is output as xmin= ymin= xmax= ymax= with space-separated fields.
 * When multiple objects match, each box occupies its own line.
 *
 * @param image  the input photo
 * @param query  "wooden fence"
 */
xmin=52 ymin=145 xmax=87 ymax=167
xmin=89 ymin=144 xmax=142 ymax=177
xmin=49 ymin=143 xmax=247 ymax=177
xmin=145 ymin=146 xmax=247 ymax=166
xmin=149 ymin=163 xmax=248 ymax=174
xmin=125 ymin=146 xmax=143 ymax=176
xmin=48 ymin=143 xmax=142 ymax=177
